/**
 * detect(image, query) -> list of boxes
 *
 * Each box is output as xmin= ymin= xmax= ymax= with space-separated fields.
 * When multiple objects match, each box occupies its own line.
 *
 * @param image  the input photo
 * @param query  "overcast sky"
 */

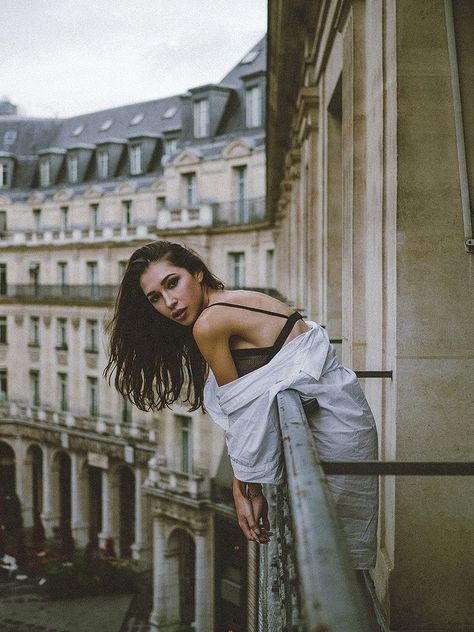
xmin=1 ymin=0 xmax=267 ymax=119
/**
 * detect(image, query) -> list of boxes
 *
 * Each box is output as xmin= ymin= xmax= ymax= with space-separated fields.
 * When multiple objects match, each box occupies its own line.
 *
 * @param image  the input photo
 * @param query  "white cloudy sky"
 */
xmin=1 ymin=0 xmax=267 ymax=118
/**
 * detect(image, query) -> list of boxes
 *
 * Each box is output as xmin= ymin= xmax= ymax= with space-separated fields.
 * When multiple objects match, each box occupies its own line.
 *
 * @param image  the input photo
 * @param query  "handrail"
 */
xmin=260 ymin=389 xmax=377 ymax=632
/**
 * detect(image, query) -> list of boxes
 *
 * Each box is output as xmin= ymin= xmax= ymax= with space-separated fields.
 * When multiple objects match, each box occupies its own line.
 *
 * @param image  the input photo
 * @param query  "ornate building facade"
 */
xmin=267 ymin=1 xmax=473 ymax=630
xmin=0 ymin=37 xmax=270 ymax=632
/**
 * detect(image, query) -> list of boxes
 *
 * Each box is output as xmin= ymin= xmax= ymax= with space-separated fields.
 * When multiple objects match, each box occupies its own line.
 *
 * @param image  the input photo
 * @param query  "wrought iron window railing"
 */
xmin=212 ymin=196 xmax=267 ymax=226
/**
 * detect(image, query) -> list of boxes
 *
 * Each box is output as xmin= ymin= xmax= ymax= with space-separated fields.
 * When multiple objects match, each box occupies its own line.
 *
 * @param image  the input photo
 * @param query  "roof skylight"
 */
xmin=100 ymin=118 xmax=113 ymax=131
xmin=240 ymin=50 xmax=259 ymax=64
xmin=3 ymin=130 xmax=17 ymax=145
xmin=130 ymin=113 xmax=144 ymax=125
xmin=162 ymin=106 xmax=177 ymax=119
xmin=71 ymin=124 xmax=84 ymax=137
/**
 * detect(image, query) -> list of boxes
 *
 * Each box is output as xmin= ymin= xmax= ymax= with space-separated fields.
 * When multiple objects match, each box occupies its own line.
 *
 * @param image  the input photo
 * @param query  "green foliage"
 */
xmin=39 ymin=553 xmax=139 ymax=598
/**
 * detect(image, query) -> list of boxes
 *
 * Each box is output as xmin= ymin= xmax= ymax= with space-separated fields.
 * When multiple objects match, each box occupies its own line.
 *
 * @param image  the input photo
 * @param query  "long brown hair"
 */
xmin=104 ymin=241 xmax=224 ymax=411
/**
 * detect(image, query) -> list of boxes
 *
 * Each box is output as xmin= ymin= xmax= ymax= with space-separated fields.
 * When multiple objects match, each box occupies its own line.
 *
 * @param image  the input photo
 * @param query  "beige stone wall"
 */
xmin=268 ymin=0 xmax=473 ymax=627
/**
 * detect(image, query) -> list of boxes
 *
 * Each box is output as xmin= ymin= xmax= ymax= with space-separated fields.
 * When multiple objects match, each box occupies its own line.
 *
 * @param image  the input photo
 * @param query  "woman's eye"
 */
xmin=168 ymin=277 xmax=178 ymax=288
xmin=149 ymin=294 xmax=161 ymax=304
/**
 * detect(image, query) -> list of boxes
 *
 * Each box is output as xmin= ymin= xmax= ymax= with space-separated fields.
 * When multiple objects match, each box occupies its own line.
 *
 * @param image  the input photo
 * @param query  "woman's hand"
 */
xmin=232 ymin=476 xmax=272 ymax=544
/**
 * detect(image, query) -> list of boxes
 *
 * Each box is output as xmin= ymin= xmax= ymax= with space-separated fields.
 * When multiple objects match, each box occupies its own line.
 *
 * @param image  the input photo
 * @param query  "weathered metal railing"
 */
xmin=258 ymin=390 xmax=377 ymax=632
xmin=0 ymin=284 xmax=117 ymax=302
xmin=257 ymin=389 xmax=474 ymax=632
xmin=212 ymin=196 xmax=267 ymax=226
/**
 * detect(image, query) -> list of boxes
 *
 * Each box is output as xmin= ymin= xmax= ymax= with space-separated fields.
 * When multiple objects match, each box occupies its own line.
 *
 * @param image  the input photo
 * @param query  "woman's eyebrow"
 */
xmin=145 ymin=273 xmax=175 ymax=297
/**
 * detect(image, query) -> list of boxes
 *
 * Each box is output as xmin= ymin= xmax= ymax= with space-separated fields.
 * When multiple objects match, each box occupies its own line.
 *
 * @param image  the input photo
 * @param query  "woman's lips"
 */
xmin=172 ymin=307 xmax=187 ymax=321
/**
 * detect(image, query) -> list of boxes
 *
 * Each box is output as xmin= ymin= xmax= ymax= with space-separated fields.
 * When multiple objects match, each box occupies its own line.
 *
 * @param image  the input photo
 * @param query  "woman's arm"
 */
xmin=232 ymin=474 xmax=270 ymax=544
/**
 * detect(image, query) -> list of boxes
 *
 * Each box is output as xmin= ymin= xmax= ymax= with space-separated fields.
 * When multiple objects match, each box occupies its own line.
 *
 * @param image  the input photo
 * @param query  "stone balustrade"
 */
xmin=146 ymin=454 xmax=211 ymax=500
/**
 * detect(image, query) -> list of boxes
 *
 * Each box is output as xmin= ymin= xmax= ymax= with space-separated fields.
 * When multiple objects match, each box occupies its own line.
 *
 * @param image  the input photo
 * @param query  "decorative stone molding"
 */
xmin=114 ymin=181 xmax=137 ymax=195
xmin=0 ymin=194 xmax=12 ymax=205
xmin=222 ymin=138 xmax=253 ymax=160
xmin=83 ymin=185 xmax=104 ymax=199
xmin=71 ymin=317 xmax=80 ymax=330
xmin=53 ymin=188 xmax=73 ymax=202
xmin=172 ymin=149 xmax=203 ymax=168
xmin=27 ymin=192 xmax=45 ymax=205
xmin=14 ymin=315 xmax=23 ymax=327
xmin=85 ymin=352 xmax=98 ymax=369
xmin=150 ymin=178 xmax=166 ymax=194
xmin=43 ymin=316 xmax=51 ymax=328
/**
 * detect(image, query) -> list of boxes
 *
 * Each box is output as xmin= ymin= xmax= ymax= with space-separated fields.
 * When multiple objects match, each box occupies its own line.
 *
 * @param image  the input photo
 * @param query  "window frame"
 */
xmin=193 ymin=99 xmax=210 ymax=138
xmin=245 ymin=84 xmax=262 ymax=128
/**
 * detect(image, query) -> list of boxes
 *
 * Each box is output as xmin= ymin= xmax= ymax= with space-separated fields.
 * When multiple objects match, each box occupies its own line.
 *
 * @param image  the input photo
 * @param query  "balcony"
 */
xmin=0 ymin=284 xmax=117 ymax=303
xmin=145 ymin=455 xmax=211 ymax=500
xmin=1 ymin=400 xmax=157 ymax=446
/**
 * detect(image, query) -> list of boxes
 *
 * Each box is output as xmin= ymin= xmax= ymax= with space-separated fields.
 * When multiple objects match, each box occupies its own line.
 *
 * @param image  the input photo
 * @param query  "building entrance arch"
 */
xmin=0 ymin=441 xmax=15 ymax=495
xmin=118 ymin=466 xmax=134 ymax=558
xmin=52 ymin=451 xmax=71 ymax=528
xmin=167 ymin=528 xmax=196 ymax=627
xmin=24 ymin=444 xmax=43 ymax=527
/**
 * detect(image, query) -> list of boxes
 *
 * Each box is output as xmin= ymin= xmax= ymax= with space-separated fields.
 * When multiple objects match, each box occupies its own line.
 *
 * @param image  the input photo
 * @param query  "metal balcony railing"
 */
xmin=0 ymin=284 xmax=118 ymax=302
xmin=212 ymin=196 xmax=267 ymax=226
xmin=255 ymin=389 xmax=474 ymax=632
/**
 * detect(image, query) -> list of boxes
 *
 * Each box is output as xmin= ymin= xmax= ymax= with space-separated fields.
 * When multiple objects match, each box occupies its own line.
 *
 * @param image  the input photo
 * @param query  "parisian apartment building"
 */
xmin=0 ymin=37 xmax=270 ymax=632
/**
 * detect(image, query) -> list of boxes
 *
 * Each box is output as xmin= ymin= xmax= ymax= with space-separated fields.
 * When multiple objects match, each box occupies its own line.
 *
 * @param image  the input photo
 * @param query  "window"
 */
xmin=0 ymin=163 xmax=9 ymax=188
xmin=118 ymin=260 xmax=128 ymax=280
xmin=130 ymin=144 xmax=142 ymax=175
xmin=3 ymin=130 xmax=17 ymax=145
xmin=193 ymin=99 xmax=209 ymax=138
xmin=29 ymin=262 xmax=40 ymax=292
xmin=234 ymin=165 xmax=248 ymax=222
xmin=156 ymin=196 xmax=166 ymax=212
xmin=121 ymin=397 xmax=132 ymax=423
xmin=0 ymin=316 xmax=7 ymax=344
xmin=165 ymin=138 xmax=178 ymax=156
xmin=183 ymin=173 xmax=197 ymax=207
xmin=87 ymin=377 xmax=98 ymax=417
xmin=97 ymin=150 xmax=108 ymax=179
xmin=240 ymin=50 xmax=259 ymax=64
xmin=67 ymin=155 xmax=78 ymax=183
xmin=130 ymin=112 xmax=144 ymax=125
xmin=266 ymin=249 xmax=274 ymax=287
xmin=57 ymin=261 xmax=68 ymax=292
xmin=122 ymin=200 xmax=132 ymax=225
xmin=246 ymin=85 xmax=262 ymax=128
xmin=0 ymin=369 xmax=7 ymax=402
xmin=177 ymin=415 xmax=192 ymax=474
xmin=60 ymin=206 xmax=69 ymax=229
xmin=29 ymin=316 xmax=40 ymax=347
xmin=39 ymin=159 xmax=50 ymax=187
xmin=30 ymin=370 xmax=40 ymax=407
xmin=89 ymin=203 xmax=99 ymax=229
xmin=33 ymin=208 xmax=42 ymax=230
xmin=162 ymin=106 xmax=177 ymax=119
xmin=99 ymin=118 xmax=113 ymax=132
xmin=228 ymin=252 xmax=246 ymax=288
xmin=58 ymin=373 xmax=68 ymax=412
xmin=86 ymin=320 xmax=98 ymax=353
xmin=0 ymin=263 xmax=6 ymax=296
xmin=56 ymin=318 xmax=68 ymax=351
xmin=0 ymin=211 xmax=7 ymax=237
xmin=87 ymin=261 xmax=98 ymax=295
xmin=71 ymin=124 xmax=84 ymax=137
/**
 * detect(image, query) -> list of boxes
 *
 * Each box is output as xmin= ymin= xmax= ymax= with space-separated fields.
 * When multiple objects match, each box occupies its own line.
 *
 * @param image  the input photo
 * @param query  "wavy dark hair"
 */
xmin=104 ymin=241 xmax=224 ymax=412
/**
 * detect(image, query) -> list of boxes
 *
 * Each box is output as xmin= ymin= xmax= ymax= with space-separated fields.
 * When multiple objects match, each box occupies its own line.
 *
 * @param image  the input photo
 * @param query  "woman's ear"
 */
xmin=196 ymin=270 xmax=204 ymax=283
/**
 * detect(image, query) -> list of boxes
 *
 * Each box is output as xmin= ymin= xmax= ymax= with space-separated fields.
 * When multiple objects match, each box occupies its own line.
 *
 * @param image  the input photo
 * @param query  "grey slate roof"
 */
xmin=0 ymin=36 xmax=267 ymax=194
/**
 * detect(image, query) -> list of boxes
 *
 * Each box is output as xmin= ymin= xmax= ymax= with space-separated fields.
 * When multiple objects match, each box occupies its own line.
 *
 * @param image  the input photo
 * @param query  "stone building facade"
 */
xmin=267 ymin=1 xmax=473 ymax=630
xmin=0 ymin=37 xmax=270 ymax=632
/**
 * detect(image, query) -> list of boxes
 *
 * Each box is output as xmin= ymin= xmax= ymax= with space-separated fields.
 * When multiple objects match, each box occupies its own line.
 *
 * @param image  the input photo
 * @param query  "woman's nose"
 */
xmin=163 ymin=292 xmax=177 ymax=309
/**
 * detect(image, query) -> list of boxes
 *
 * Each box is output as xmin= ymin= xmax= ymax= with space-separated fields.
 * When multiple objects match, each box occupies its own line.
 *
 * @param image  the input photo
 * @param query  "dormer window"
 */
xmin=0 ymin=163 xmax=9 ymax=189
xmin=193 ymin=99 xmax=209 ymax=138
xmin=71 ymin=124 xmax=84 ymax=137
xmin=130 ymin=113 xmax=144 ymax=125
xmin=163 ymin=106 xmax=177 ymax=119
xmin=129 ymin=144 xmax=142 ymax=175
xmin=100 ymin=118 xmax=113 ymax=132
xmin=245 ymin=85 xmax=262 ymax=128
xmin=97 ymin=149 xmax=108 ymax=179
xmin=165 ymin=138 xmax=178 ymax=156
xmin=39 ymin=159 xmax=50 ymax=187
xmin=67 ymin=155 xmax=78 ymax=183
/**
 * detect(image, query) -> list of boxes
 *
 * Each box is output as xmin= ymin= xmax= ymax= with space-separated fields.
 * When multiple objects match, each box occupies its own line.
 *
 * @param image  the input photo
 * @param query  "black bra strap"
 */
xmin=269 ymin=312 xmax=303 ymax=358
xmin=204 ymin=302 xmax=289 ymax=319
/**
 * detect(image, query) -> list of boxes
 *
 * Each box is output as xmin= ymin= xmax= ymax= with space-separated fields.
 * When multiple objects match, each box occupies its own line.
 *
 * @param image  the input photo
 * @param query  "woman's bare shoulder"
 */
xmin=208 ymin=289 xmax=294 ymax=315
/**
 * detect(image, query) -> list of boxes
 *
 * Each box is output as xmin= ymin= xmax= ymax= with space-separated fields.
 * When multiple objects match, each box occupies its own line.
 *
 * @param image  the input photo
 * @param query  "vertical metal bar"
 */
xmin=277 ymin=390 xmax=376 ymax=631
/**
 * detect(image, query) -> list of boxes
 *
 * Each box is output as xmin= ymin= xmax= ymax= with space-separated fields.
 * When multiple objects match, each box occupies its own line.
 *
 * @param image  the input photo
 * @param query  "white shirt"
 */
xmin=204 ymin=321 xmax=379 ymax=567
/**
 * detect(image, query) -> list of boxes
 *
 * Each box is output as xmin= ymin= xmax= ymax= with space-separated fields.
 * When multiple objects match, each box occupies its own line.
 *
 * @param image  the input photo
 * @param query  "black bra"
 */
xmin=203 ymin=302 xmax=303 ymax=376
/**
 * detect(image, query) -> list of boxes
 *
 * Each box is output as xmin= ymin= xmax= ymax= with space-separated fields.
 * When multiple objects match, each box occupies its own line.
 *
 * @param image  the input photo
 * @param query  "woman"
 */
xmin=105 ymin=240 xmax=378 ymax=567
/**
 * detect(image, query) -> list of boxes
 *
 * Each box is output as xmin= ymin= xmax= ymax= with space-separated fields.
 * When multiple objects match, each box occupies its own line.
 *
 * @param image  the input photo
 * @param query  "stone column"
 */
xmin=98 ymin=468 xmax=114 ymax=548
xmin=70 ymin=453 xmax=88 ymax=547
xmin=194 ymin=525 xmax=214 ymax=632
xmin=40 ymin=447 xmax=55 ymax=537
xmin=149 ymin=517 xmax=168 ymax=631
xmin=131 ymin=467 xmax=146 ymax=563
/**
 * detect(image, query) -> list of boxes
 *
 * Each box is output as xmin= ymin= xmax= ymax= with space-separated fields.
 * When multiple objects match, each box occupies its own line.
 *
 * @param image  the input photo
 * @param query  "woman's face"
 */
xmin=139 ymin=258 xmax=204 ymax=326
